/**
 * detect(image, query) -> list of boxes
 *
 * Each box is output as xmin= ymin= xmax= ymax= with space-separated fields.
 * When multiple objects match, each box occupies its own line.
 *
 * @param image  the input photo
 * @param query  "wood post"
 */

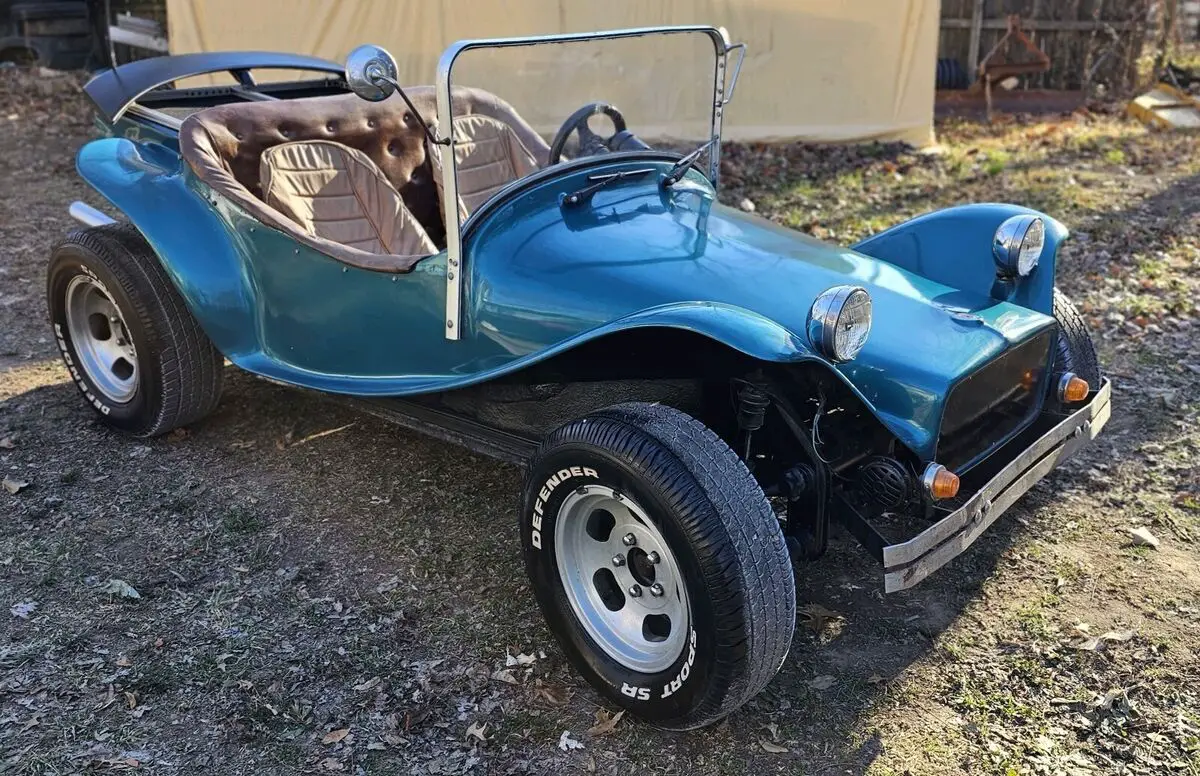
xmin=968 ymin=0 xmax=985 ymax=74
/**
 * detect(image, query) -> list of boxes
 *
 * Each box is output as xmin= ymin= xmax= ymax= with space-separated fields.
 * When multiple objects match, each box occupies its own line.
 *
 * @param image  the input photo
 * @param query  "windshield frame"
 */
xmin=434 ymin=25 xmax=742 ymax=340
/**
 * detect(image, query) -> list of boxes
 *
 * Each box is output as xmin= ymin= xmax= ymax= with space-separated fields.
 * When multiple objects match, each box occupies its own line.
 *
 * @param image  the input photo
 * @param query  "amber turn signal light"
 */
xmin=1058 ymin=373 xmax=1090 ymax=403
xmin=923 ymin=463 xmax=961 ymax=501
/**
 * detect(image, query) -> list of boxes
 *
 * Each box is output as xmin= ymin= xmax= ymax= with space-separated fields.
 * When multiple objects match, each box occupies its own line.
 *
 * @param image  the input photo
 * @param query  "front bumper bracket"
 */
xmin=868 ymin=379 xmax=1111 ymax=593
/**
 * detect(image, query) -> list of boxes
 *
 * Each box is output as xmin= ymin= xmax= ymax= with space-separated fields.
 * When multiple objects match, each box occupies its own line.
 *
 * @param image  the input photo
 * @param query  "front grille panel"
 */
xmin=937 ymin=330 xmax=1054 ymax=471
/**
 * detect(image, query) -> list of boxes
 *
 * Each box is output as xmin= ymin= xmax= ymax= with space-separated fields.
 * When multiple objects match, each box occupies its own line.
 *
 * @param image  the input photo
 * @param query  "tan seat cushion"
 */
xmin=451 ymin=114 xmax=541 ymax=214
xmin=261 ymin=140 xmax=436 ymax=258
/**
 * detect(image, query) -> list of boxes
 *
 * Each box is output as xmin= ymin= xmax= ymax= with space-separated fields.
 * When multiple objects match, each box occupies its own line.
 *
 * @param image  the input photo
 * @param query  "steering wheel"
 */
xmin=548 ymin=102 xmax=627 ymax=165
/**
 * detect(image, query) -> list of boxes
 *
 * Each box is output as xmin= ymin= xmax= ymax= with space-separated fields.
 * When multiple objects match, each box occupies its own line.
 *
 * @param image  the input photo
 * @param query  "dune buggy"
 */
xmin=50 ymin=26 xmax=1109 ymax=729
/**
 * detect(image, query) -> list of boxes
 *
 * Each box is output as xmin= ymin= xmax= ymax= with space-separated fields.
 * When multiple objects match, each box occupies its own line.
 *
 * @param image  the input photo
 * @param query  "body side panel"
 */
xmin=75 ymin=141 xmax=817 ymax=396
xmin=79 ymin=140 xmax=1056 ymax=462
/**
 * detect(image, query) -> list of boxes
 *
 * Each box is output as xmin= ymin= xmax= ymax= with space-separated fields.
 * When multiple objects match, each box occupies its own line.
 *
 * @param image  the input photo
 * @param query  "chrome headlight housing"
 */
xmin=992 ymin=215 xmax=1044 ymax=277
xmin=808 ymin=285 xmax=872 ymax=362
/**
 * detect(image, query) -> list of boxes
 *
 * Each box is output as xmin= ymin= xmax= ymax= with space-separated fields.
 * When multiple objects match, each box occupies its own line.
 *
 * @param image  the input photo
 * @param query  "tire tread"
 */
xmin=529 ymin=402 xmax=795 ymax=729
xmin=51 ymin=224 xmax=223 ymax=436
xmin=1052 ymin=288 xmax=1101 ymax=386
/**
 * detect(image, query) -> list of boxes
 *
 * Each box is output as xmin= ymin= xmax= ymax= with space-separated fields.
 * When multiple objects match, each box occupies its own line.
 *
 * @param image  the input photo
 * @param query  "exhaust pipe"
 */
xmin=69 ymin=202 xmax=116 ymax=228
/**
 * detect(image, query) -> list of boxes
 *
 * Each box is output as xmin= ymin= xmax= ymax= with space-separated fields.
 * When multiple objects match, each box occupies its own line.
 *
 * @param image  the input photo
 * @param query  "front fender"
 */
xmin=851 ymin=203 xmax=1067 ymax=315
xmin=75 ymin=137 xmax=259 ymax=358
xmin=578 ymin=303 xmax=933 ymax=457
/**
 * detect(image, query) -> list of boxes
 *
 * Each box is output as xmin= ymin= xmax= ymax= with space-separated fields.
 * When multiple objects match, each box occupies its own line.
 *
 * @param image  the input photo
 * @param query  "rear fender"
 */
xmin=852 ymin=203 xmax=1067 ymax=316
xmin=75 ymin=137 xmax=258 ymax=358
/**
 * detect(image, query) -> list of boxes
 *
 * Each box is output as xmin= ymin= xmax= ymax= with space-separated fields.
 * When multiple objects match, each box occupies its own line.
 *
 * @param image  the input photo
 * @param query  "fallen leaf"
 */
xmin=586 ymin=709 xmax=624 ymax=736
xmin=866 ymin=674 xmax=886 ymax=684
xmin=760 ymin=739 xmax=789 ymax=753
xmin=557 ymin=731 xmax=585 ymax=751
xmin=465 ymin=721 xmax=487 ymax=742
xmin=3 ymin=476 xmax=29 ymax=494
xmin=798 ymin=603 xmax=844 ymax=633
xmin=353 ymin=677 xmax=381 ymax=691
xmin=1128 ymin=527 xmax=1160 ymax=548
xmin=808 ymin=674 xmax=836 ymax=690
xmin=10 ymin=601 xmax=36 ymax=619
xmin=320 ymin=757 xmax=344 ymax=771
xmin=506 ymin=651 xmax=537 ymax=667
xmin=1094 ymin=688 xmax=1125 ymax=711
xmin=1100 ymin=629 xmax=1134 ymax=643
xmin=322 ymin=727 xmax=350 ymax=745
xmin=0 ymin=437 xmax=14 ymax=448
xmin=491 ymin=668 xmax=519 ymax=685
xmin=101 ymin=579 xmax=141 ymax=599
xmin=533 ymin=679 xmax=570 ymax=706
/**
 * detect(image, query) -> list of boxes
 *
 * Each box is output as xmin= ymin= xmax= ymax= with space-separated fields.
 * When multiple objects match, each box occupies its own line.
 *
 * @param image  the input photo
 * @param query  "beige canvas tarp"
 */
xmin=165 ymin=0 xmax=938 ymax=147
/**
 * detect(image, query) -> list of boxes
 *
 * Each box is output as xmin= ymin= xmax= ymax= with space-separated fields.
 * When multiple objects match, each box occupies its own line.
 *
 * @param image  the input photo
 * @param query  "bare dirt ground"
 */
xmin=1 ymin=69 xmax=1198 ymax=775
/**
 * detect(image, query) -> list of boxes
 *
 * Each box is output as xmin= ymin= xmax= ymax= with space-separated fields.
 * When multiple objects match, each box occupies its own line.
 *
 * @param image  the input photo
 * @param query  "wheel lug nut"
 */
xmin=622 ymin=533 xmax=637 ymax=547
xmin=628 ymin=584 xmax=642 ymax=598
xmin=647 ymin=551 xmax=660 ymax=564
xmin=611 ymin=554 xmax=625 ymax=567
xmin=649 ymin=583 xmax=665 ymax=597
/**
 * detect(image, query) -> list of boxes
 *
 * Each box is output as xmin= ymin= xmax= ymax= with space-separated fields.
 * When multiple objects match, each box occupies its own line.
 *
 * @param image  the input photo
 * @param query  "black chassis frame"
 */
xmin=338 ymin=364 xmax=909 ymax=555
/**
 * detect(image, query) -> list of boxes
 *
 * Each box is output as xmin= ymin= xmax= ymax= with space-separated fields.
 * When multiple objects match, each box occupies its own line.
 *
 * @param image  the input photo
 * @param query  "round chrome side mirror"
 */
xmin=345 ymin=44 xmax=398 ymax=102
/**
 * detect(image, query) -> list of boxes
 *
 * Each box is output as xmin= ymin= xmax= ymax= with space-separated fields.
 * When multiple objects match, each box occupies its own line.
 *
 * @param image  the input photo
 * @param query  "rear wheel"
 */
xmin=521 ymin=402 xmax=795 ymax=730
xmin=47 ymin=225 xmax=224 ymax=437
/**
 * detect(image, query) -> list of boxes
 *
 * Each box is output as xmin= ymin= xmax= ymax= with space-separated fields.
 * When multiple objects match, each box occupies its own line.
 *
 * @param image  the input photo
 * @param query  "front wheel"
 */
xmin=1052 ymin=288 xmax=1101 ymax=387
xmin=521 ymin=402 xmax=796 ymax=730
xmin=47 ymin=225 xmax=224 ymax=437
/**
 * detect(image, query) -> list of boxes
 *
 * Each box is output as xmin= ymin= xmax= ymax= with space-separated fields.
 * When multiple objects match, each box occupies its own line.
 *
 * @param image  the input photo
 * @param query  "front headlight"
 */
xmin=992 ymin=215 xmax=1044 ymax=277
xmin=808 ymin=285 xmax=872 ymax=362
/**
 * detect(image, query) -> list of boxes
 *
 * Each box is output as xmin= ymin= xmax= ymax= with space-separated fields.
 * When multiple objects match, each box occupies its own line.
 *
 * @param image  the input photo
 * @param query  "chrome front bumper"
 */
xmin=882 ymin=378 xmax=1112 ymax=593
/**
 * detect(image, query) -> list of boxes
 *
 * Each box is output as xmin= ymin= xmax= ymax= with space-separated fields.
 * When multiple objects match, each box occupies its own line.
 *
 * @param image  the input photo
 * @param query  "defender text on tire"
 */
xmin=521 ymin=402 xmax=796 ymax=730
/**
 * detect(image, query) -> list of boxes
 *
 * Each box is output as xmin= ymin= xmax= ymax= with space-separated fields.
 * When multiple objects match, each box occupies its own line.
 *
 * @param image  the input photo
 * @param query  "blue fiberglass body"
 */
xmin=76 ymin=131 xmax=1065 ymax=464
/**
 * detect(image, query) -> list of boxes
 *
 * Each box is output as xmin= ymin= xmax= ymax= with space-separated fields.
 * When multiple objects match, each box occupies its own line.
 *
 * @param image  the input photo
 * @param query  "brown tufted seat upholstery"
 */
xmin=179 ymin=86 xmax=550 ymax=273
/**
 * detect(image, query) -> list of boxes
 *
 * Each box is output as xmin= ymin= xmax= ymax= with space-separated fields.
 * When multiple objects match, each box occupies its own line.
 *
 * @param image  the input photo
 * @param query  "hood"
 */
xmin=466 ymin=160 xmax=1056 ymax=456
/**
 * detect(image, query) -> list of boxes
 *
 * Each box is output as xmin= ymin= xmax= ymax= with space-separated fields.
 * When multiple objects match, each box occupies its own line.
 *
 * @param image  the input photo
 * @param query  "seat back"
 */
xmin=260 ymin=140 xmax=436 ymax=258
xmin=450 ymin=114 xmax=541 ymax=214
xmin=179 ymin=86 xmax=550 ymax=271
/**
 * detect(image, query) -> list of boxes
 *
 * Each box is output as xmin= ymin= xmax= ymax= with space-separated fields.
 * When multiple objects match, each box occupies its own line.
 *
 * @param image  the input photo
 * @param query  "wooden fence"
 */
xmin=939 ymin=0 xmax=1151 ymax=94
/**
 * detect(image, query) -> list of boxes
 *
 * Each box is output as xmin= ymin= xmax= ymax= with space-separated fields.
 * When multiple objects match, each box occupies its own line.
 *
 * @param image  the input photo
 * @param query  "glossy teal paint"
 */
xmin=77 ymin=137 xmax=260 ymax=355
xmin=77 ymin=138 xmax=1056 ymax=462
xmin=464 ymin=159 xmax=1055 ymax=459
xmin=851 ymin=203 xmax=1068 ymax=316
xmin=76 ymin=137 xmax=457 ymax=379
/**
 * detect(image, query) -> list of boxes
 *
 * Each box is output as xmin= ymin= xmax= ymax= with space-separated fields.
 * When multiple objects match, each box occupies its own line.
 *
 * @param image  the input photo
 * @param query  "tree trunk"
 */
xmin=1153 ymin=0 xmax=1180 ymax=77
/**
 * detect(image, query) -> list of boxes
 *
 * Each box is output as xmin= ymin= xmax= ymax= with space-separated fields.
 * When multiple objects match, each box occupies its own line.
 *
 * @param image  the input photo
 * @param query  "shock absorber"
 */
xmin=736 ymin=380 xmax=770 ymax=462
